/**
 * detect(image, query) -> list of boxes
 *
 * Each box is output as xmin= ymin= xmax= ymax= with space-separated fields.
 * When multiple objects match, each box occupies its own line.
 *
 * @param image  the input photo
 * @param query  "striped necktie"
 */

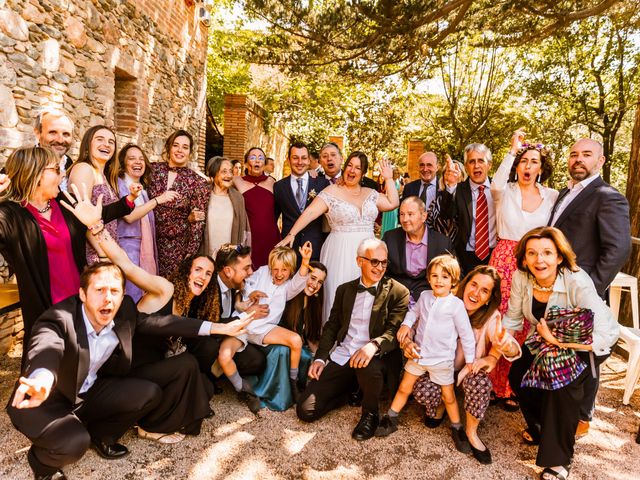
xmin=475 ymin=185 xmax=490 ymax=260
xmin=296 ymin=178 xmax=306 ymax=211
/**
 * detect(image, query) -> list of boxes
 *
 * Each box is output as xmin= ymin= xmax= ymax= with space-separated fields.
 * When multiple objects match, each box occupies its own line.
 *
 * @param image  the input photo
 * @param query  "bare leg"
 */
xmin=465 ymin=412 xmax=486 ymax=450
xmin=390 ymin=372 xmax=419 ymax=413
xmin=441 ymin=384 xmax=460 ymax=424
xmin=262 ymin=326 xmax=303 ymax=369
xmin=218 ymin=337 xmax=243 ymax=378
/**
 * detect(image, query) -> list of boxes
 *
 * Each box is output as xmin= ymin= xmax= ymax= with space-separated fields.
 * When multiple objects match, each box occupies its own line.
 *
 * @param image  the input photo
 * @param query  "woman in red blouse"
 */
xmin=148 ymin=130 xmax=209 ymax=277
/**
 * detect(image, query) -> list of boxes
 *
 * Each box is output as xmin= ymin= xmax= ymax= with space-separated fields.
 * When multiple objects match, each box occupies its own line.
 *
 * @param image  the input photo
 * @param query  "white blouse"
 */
xmin=490 ymin=153 xmax=558 ymax=241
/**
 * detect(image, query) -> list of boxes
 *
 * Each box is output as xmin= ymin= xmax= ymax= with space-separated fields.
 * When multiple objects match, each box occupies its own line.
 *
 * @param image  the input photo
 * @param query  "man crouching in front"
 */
xmin=7 ymin=262 xmax=249 ymax=479
xmin=296 ymin=238 xmax=409 ymax=440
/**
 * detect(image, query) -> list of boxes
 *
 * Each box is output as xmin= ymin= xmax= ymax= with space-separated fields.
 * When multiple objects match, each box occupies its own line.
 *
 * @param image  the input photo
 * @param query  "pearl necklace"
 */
xmin=532 ymin=278 xmax=554 ymax=292
xmin=33 ymin=200 xmax=52 ymax=214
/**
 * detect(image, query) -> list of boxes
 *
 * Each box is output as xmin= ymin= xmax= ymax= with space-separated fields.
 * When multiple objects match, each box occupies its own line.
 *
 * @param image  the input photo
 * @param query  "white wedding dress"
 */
xmin=318 ymin=189 xmax=379 ymax=323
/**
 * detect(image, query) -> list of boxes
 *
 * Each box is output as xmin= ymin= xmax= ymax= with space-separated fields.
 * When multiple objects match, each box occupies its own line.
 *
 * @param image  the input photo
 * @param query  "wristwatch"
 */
xmin=370 ymin=339 xmax=381 ymax=355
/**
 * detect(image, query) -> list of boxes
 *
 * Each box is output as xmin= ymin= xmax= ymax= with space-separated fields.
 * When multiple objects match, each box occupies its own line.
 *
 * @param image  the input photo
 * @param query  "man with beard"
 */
xmin=548 ymin=137 xmax=631 ymax=438
xmin=34 ymin=109 xmax=75 ymax=191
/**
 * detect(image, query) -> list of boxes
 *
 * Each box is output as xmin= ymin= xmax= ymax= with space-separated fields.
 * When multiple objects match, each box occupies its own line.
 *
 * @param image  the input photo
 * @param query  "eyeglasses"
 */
xmin=359 ymin=256 xmax=388 ymax=268
xmin=247 ymin=155 xmax=265 ymax=162
xmin=43 ymin=165 xmax=62 ymax=175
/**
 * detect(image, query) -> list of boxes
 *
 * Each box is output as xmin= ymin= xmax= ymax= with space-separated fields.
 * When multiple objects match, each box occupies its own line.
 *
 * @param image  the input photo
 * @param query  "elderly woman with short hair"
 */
xmin=203 ymin=156 xmax=250 ymax=257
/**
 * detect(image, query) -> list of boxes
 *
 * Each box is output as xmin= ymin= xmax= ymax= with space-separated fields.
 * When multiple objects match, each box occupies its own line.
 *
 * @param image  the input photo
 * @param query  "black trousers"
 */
xmin=130 ymin=352 xmax=212 ymax=435
xmin=185 ymin=336 xmax=266 ymax=377
xmin=509 ymin=346 xmax=594 ymax=467
xmin=297 ymin=357 xmax=385 ymax=422
xmin=8 ymin=376 xmax=161 ymax=476
xmin=459 ymin=249 xmax=493 ymax=277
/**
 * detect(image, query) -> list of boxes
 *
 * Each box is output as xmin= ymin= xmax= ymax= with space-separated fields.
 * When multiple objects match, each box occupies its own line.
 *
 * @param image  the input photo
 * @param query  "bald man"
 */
xmin=401 ymin=152 xmax=439 ymax=211
xmin=548 ymin=137 xmax=630 ymax=436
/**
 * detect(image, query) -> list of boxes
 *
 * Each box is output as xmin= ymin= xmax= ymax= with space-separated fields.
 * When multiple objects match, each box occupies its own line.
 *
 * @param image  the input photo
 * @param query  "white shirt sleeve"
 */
xmin=285 ymin=270 xmax=308 ymax=301
xmin=490 ymin=153 xmax=515 ymax=202
xmin=452 ymin=300 xmax=476 ymax=363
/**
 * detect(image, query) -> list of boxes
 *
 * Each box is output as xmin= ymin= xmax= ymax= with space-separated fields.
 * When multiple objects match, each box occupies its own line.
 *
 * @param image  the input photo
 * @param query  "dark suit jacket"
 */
xmin=315 ymin=277 xmax=409 ymax=362
xmin=382 ymin=226 xmax=453 ymax=300
xmin=23 ymin=295 xmax=204 ymax=405
xmin=274 ymin=174 xmax=330 ymax=260
xmin=549 ymin=176 xmax=631 ymax=297
xmin=438 ymin=179 xmax=474 ymax=259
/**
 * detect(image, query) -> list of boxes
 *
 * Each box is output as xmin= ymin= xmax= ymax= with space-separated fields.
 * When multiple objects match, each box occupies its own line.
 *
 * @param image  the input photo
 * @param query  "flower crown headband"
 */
xmin=517 ymin=143 xmax=551 ymax=157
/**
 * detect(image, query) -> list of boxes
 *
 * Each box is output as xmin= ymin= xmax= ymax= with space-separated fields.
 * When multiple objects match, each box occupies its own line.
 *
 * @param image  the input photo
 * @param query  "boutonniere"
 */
xmin=308 ymin=189 xmax=317 ymax=201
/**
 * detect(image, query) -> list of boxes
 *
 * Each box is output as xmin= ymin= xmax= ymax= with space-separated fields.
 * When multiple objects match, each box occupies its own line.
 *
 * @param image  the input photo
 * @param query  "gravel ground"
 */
xmin=0 ymin=349 xmax=638 ymax=480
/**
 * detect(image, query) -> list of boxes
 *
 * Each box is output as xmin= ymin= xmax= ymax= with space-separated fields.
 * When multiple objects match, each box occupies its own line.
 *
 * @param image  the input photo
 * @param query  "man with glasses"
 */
xmin=297 ymin=238 xmax=409 ymax=441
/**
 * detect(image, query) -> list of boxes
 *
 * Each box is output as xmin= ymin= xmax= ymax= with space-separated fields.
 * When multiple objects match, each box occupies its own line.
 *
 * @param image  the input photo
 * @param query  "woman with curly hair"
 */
xmin=488 ymin=128 xmax=558 ymax=410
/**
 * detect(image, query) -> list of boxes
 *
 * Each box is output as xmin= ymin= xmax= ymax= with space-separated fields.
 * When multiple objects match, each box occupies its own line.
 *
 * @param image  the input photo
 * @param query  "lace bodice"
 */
xmin=318 ymin=189 xmax=379 ymax=233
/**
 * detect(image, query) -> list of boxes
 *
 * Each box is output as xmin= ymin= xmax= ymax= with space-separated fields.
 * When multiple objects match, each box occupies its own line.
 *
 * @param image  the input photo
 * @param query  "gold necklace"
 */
xmin=532 ymin=278 xmax=554 ymax=292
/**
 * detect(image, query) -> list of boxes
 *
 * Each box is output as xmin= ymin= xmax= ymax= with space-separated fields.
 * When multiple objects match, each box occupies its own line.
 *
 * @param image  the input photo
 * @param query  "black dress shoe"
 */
xmin=423 ymin=414 xmax=445 ymax=429
xmin=374 ymin=414 xmax=399 ymax=437
xmin=91 ymin=440 xmax=129 ymax=459
xmin=238 ymin=380 xmax=261 ymax=414
xmin=35 ymin=471 xmax=67 ymax=480
xmin=348 ymin=389 xmax=363 ymax=407
xmin=450 ymin=426 xmax=472 ymax=454
xmin=470 ymin=443 xmax=492 ymax=464
xmin=351 ymin=411 xmax=379 ymax=441
xmin=290 ymin=377 xmax=302 ymax=405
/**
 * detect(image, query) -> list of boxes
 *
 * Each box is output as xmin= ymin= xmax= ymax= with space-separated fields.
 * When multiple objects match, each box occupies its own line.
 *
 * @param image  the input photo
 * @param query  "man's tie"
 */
xmin=330 ymin=177 xmax=337 ymax=185
xmin=419 ymin=182 xmax=428 ymax=205
xmin=296 ymin=178 xmax=306 ymax=211
xmin=475 ymin=185 xmax=490 ymax=260
xmin=548 ymin=188 xmax=570 ymax=226
xmin=357 ymin=284 xmax=377 ymax=296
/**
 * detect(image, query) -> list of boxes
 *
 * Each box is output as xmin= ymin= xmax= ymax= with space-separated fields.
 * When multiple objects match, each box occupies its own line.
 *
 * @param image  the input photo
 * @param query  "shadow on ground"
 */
xmin=0 ymin=351 xmax=638 ymax=479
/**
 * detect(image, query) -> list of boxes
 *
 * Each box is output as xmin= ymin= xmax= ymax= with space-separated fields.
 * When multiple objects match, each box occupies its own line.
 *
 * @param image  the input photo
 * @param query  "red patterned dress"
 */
xmin=148 ymin=163 xmax=209 ymax=277
xmin=242 ymin=174 xmax=280 ymax=269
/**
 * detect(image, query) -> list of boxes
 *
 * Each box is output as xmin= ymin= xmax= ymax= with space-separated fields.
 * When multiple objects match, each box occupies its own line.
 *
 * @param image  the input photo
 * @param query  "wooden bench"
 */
xmin=0 ymin=284 xmax=20 ymax=315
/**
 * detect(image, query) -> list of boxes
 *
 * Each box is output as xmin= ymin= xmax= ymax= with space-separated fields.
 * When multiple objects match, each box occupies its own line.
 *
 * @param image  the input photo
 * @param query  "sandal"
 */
xmin=540 ymin=466 xmax=570 ymax=480
xmin=502 ymin=396 xmax=520 ymax=412
xmin=137 ymin=427 xmax=185 ymax=444
xmin=521 ymin=427 xmax=540 ymax=446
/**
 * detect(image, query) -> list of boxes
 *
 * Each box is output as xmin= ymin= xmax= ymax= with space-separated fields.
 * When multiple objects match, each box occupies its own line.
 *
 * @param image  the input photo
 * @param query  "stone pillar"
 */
xmin=407 ymin=140 xmax=425 ymax=180
xmin=223 ymin=94 xmax=250 ymax=163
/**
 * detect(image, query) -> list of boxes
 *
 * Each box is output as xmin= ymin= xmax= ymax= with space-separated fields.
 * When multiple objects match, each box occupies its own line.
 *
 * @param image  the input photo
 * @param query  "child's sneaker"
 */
xmin=374 ymin=414 xmax=399 ymax=437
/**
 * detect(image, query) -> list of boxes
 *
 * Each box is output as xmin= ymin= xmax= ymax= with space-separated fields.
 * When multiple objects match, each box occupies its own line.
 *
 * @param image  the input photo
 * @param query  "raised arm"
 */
xmin=61 ymin=184 xmax=174 ymax=313
xmin=375 ymin=158 xmax=400 ymax=212
xmin=122 ymin=189 xmax=180 ymax=223
xmin=491 ymin=129 xmax=524 ymax=200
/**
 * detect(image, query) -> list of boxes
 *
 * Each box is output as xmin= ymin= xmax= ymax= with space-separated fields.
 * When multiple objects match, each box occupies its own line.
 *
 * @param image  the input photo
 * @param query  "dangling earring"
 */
xmin=514 ymin=172 xmax=518 ymax=181
xmin=537 ymin=173 xmax=541 ymax=183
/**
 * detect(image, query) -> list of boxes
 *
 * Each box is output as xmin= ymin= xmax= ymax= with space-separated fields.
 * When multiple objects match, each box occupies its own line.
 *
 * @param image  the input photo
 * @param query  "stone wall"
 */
xmin=223 ymin=94 xmax=289 ymax=178
xmin=0 ymin=0 xmax=209 ymax=354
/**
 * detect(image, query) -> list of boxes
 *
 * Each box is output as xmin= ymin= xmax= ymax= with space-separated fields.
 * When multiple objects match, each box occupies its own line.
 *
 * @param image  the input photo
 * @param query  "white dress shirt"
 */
xmin=234 ymin=265 xmax=307 ymax=335
xmin=79 ymin=306 xmax=120 ymax=393
xmin=419 ymin=178 xmax=438 ymax=211
xmin=402 ymin=291 xmax=476 ymax=365
xmin=490 ymin=153 xmax=558 ymax=240
xmin=550 ymin=173 xmax=601 ymax=226
xmin=330 ymin=282 xmax=378 ymax=366
xmin=289 ymin=171 xmax=309 ymax=196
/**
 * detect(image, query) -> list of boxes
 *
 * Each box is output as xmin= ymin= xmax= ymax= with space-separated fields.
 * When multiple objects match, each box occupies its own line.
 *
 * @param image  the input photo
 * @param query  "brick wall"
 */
xmin=222 ymin=94 xmax=289 ymax=179
xmin=0 ymin=0 xmax=209 ymax=354
xmin=407 ymin=140 xmax=425 ymax=180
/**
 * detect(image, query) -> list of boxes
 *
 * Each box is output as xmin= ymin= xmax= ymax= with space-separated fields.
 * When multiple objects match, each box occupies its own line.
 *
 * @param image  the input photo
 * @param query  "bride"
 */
xmin=278 ymin=152 xmax=399 ymax=322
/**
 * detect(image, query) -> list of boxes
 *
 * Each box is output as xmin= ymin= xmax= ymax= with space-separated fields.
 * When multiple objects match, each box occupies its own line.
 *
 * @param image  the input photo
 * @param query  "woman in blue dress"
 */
xmin=248 ymin=262 xmax=327 ymax=411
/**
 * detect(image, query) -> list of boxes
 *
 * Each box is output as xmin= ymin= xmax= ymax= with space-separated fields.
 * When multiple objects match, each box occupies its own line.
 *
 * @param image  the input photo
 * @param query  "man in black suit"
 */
xmin=297 ymin=239 xmax=409 ymax=441
xmin=438 ymin=144 xmax=496 ymax=275
xmin=34 ymin=109 xmax=74 ymax=191
xmin=400 ymin=151 xmax=439 ymax=211
xmin=7 ymin=262 xmax=251 ymax=480
xmin=274 ymin=142 xmax=330 ymax=262
xmin=383 ymin=196 xmax=453 ymax=302
xmin=548 ymin=138 xmax=631 ymax=435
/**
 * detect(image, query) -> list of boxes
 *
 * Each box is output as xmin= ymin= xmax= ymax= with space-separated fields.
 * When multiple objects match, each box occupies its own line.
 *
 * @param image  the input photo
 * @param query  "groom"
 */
xmin=297 ymin=238 xmax=409 ymax=440
xmin=274 ymin=141 xmax=330 ymax=263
